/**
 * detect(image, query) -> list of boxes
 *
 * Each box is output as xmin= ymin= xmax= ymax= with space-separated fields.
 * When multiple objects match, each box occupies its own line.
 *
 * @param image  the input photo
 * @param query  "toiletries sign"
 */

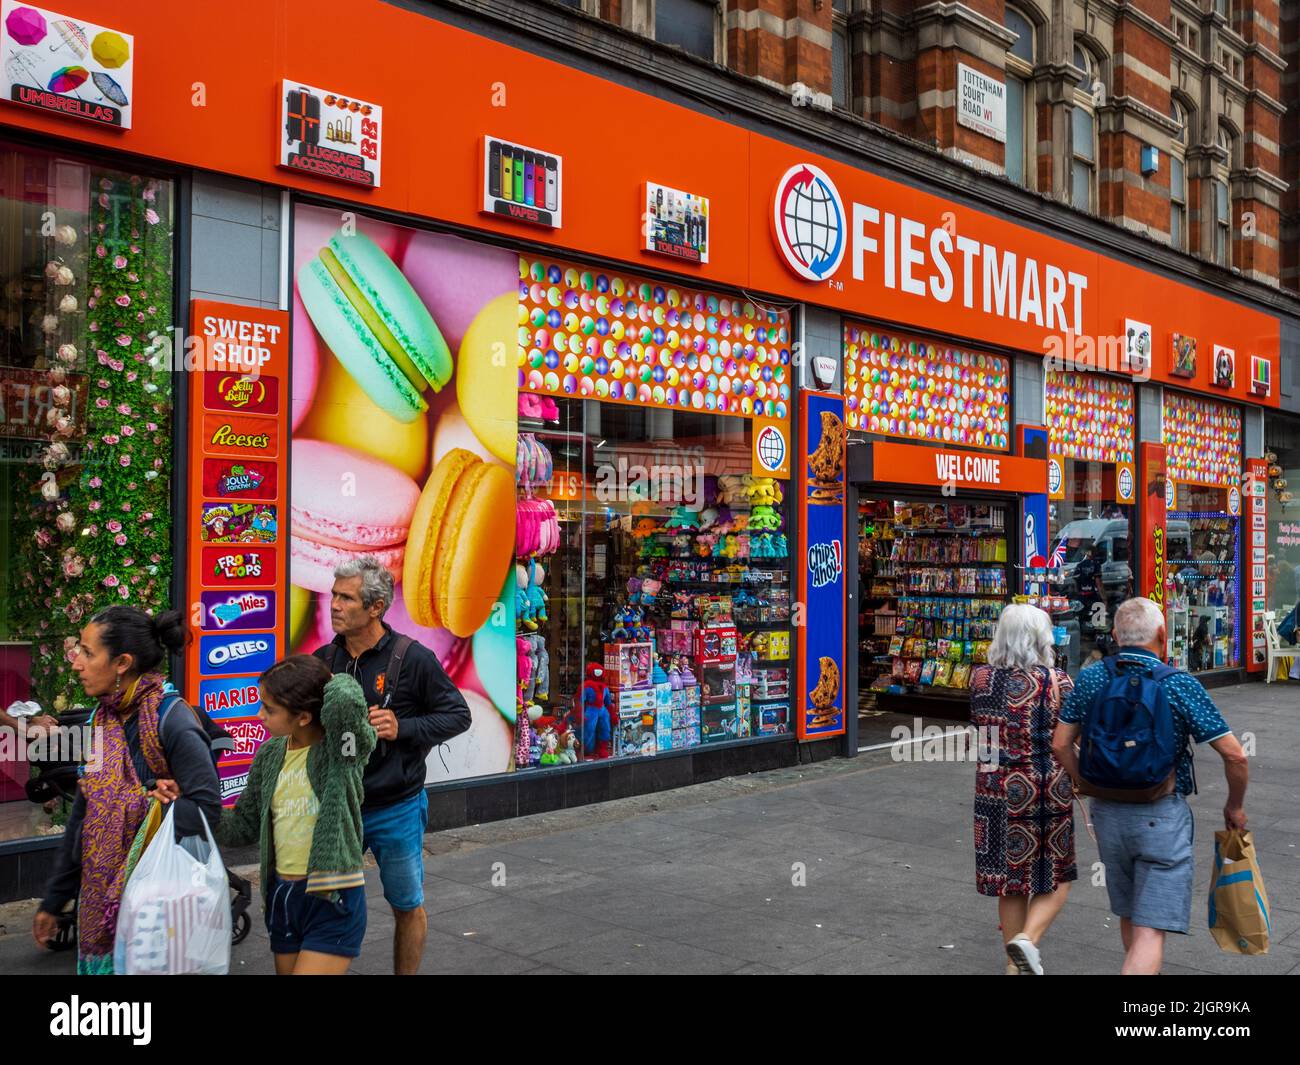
xmin=1 ymin=2 xmax=134 ymax=128
xmin=279 ymin=79 xmax=382 ymax=188
xmin=645 ymin=182 xmax=709 ymax=263
xmin=483 ymin=136 xmax=562 ymax=227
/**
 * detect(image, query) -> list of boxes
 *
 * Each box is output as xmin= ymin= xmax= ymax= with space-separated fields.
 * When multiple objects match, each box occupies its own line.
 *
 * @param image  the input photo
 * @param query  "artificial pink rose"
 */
xmin=49 ymin=367 xmax=67 ymax=384
xmin=126 ymin=371 xmax=137 ymax=382
xmin=97 ymin=193 xmax=109 ymax=209
xmin=118 ymin=585 xmax=130 ymax=599
xmin=135 ymin=312 xmax=145 ymax=322
xmin=118 ymin=454 xmax=131 ymax=467
xmin=51 ymin=385 xmax=71 ymax=406
xmin=107 ymin=520 xmax=122 ymax=533
xmin=116 ymin=404 xmax=132 ymax=416
xmin=123 ymin=558 xmax=134 ymax=566
xmin=56 ymin=511 xmax=75 ymax=532
xmin=116 ymin=334 xmax=131 ymax=347
xmin=150 ymin=554 xmax=161 ymax=564
xmin=146 ymin=423 xmax=157 ymax=432
xmin=143 ymin=185 xmax=156 ymax=203
xmin=34 ymin=528 xmax=52 ymax=547
xmin=53 ymin=416 xmax=73 ymax=437
xmin=58 ymin=295 xmax=78 ymax=313
xmin=114 ymin=533 xmax=128 ymax=546
xmin=88 ymin=477 xmax=102 ymax=488
xmin=99 ymin=178 xmax=113 ymax=191
xmin=97 ymin=378 xmax=109 ymax=389
xmin=109 ymin=359 xmax=124 ymax=372
xmin=115 ymin=294 xmax=131 ymax=307
xmin=95 ymin=244 xmax=107 ymax=259
xmin=129 ymin=244 xmax=141 ymax=254
xmin=95 ymin=397 xmax=110 ymax=409
xmin=88 ymin=500 xmax=101 ymax=512
xmin=153 ymin=458 xmax=164 ymax=469
xmin=122 ymin=426 xmax=135 ymax=437
xmin=145 ymin=208 xmax=160 ymax=226
xmin=112 ymin=255 xmax=127 ymax=269
xmin=54 ymin=265 xmax=75 ymax=286
xmin=127 ymin=273 xmax=138 ymax=283
xmin=96 ymin=351 xmax=109 ymax=366
xmin=102 ymin=434 xmax=119 ymax=445
xmin=62 ymin=555 xmax=84 ymax=578
xmin=88 ymin=322 xmax=99 ymax=333
xmin=103 ymin=574 xmax=119 ymax=588
xmin=45 ymin=261 xmax=60 ymax=279
xmin=122 ymin=501 xmax=133 ymax=511
xmin=55 ymin=224 xmax=77 ymax=247
xmin=87 ymin=298 xmax=97 ymax=310
xmin=45 ymin=408 xmax=61 ymax=426
xmin=96 ymin=222 xmax=105 ymax=234
xmin=93 ymin=286 xmax=103 ymax=298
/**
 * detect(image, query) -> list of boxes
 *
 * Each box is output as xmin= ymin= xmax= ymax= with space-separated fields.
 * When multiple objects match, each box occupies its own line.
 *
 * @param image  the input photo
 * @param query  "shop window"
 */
xmin=290 ymin=205 xmax=793 ymax=782
xmin=654 ymin=0 xmax=719 ymax=61
xmin=1162 ymin=391 xmax=1242 ymax=673
xmin=0 ymin=142 xmax=175 ymax=841
xmin=1264 ymin=418 xmax=1300 ymax=618
xmin=1044 ymin=372 xmax=1137 ymax=673
xmin=843 ymin=323 xmax=1011 ymax=450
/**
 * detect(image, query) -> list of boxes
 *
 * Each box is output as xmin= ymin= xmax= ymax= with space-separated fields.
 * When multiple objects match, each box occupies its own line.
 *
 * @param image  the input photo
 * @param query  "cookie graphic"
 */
xmin=808 ymin=655 xmax=840 ymax=711
xmin=808 ymin=410 xmax=846 ymax=503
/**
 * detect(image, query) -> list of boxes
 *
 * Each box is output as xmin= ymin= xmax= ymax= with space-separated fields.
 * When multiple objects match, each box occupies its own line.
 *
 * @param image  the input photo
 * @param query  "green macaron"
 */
xmin=298 ymin=230 xmax=451 ymax=423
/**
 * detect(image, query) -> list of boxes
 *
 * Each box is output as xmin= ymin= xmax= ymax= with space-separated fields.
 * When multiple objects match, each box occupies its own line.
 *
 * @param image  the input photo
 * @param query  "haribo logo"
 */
xmin=773 ymin=164 xmax=846 ymax=282
xmin=808 ymin=539 xmax=844 ymax=588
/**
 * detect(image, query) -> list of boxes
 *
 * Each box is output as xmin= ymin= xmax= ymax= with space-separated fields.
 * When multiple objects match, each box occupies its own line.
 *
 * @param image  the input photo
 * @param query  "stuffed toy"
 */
xmin=514 ymin=702 xmax=534 ymax=768
xmin=579 ymin=663 xmax=613 ymax=759
xmin=556 ymin=730 xmax=579 ymax=764
xmin=631 ymin=517 xmax=660 ymax=539
xmin=515 ymin=564 xmax=536 ymax=630
xmin=749 ymin=505 xmax=782 ymax=532
xmin=664 ymin=505 xmax=700 ymax=530
xmin=698 ymin=507 xmax=719 ymax=530
xmin=538 ymin=727 xmax=561 ymax=766
xmin=526 ymin=560 xmax=549 ymax=624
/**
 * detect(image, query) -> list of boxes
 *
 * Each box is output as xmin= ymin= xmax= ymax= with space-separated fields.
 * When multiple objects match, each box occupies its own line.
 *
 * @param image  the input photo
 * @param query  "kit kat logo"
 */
xmin=808 ymin=540 xmax=844 ymax=588
xmin=205 ymin=372 xmax=279 ymax=415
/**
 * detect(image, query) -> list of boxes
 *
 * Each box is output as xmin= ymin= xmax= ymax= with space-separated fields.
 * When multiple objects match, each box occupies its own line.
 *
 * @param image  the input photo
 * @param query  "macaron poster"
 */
xmin=1 ymin=2 xmax=134 ymax=128
xmin=290 ymin=205 xmax=519 ymax=782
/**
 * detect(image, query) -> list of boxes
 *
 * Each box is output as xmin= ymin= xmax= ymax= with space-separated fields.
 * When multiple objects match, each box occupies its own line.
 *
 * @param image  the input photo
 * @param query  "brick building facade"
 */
xmin=567 ymin=0 xmax=1294 ymax=292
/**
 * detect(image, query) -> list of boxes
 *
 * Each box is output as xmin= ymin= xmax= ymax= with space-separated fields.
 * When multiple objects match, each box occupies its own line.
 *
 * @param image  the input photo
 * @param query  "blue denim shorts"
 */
xmin=362 ymin=790 xmax=428 ymax=911
xmin=265 ymin=876 xmax=367 ymax=958
xmin=1091 ymin=793 xmax=1195 ymax=934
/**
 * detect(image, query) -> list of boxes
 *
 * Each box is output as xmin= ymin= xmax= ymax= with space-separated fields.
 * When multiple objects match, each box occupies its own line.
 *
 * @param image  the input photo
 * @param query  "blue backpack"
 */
xmin=1077 ymin=657 xmax=1187 ymax=802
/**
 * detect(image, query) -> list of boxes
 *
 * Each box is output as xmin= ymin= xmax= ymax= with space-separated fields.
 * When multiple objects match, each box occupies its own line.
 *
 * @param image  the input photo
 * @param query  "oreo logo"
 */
xmin=200 ymin=633 xmax=276 ymax=676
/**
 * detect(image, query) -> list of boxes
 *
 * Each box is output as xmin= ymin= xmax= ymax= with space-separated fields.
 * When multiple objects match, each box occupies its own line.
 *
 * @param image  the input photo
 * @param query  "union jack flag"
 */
xmin=1048 ymin=537 xmax=1068 ymax=569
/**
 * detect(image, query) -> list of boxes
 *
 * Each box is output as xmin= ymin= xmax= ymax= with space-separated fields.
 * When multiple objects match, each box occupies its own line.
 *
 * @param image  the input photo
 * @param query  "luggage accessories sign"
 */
xmin=956 ymin=63 xmax=1006 ymax=144
xmin=280 ymin=79 xmax=382 ymax=188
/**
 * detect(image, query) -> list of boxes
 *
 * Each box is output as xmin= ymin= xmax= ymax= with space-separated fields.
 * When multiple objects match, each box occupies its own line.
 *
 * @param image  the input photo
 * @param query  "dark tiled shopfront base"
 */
xmin=0 ymin=736 xmax=838 ymax=902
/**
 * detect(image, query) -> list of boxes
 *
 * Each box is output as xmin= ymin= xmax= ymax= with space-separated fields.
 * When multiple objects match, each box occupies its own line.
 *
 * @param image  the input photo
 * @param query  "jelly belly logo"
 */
xmin=199 ymin=677 xmax=262 ymax=721
xmin=773 ymin=164 xmax=846 ymax=282
xmin=203 ymin=414 xmax=278 ymax=457
xmin=201 ymin=591 xmax=276 ymax=631
xmin=808 ymin=539 xmax=844 ymax=588
xmin=200 ymin=634 xmax=277 ymax=676
xmin=203 ymin=458 xmax=277 ymax=500
xmin=202 ymin=545 xmax=278 ymax=587
xmin=205 ymin=372 xmax=280 ymax=415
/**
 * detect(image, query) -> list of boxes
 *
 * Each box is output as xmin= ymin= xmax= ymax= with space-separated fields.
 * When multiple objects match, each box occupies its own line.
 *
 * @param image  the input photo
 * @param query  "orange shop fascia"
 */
xmin=0 ymin=0 xmax=1279 ymax=407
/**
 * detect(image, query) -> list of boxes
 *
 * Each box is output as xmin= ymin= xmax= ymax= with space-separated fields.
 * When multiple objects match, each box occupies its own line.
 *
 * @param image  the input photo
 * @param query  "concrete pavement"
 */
xmin=2 ymin=680 xmax=1297 ymax=975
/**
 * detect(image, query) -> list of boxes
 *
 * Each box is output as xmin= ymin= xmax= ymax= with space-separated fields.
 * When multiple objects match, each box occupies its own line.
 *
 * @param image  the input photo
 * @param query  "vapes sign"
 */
xmin=280 ymin=79 xmax=382 ymax=188
xmin=483 ymin=136 xmax=562 ymax=227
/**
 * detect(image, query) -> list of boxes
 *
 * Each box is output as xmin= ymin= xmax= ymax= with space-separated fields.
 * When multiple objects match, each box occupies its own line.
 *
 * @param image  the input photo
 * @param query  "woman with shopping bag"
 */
xmin=31 ymin=606 xmax=222 ymax=974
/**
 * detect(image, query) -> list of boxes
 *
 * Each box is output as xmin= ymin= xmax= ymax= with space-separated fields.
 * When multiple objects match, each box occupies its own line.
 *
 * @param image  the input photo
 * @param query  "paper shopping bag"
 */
xmin=1208 ymin=829 xmax=1271 ymax=955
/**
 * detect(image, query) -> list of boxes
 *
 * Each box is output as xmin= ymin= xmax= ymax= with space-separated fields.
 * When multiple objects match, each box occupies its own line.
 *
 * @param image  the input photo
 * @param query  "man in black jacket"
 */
xmin=314 ymin=557 xmax=470 ymax=975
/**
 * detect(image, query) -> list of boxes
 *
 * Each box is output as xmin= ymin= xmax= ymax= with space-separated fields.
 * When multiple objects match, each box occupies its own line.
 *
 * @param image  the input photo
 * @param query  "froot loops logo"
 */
xmin=773 ymin=164 xmax=846 ymax=282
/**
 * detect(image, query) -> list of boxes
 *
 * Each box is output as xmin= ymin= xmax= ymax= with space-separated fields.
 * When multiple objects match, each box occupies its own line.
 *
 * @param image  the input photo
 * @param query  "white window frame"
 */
xmin=624 ymin=0 xmax=724 ymax=65
xmin=1004 ymin=6 xmax=1035 ymax=189
xmin=1170 ymin=100 xmax=1188 ymax=251
xmin=1071 ymin=45 xmax=1100 ymax=214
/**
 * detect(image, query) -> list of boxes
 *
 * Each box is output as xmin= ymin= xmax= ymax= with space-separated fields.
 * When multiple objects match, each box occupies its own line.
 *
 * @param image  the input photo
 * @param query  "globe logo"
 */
xmin=773 ymin=163 xmax=846 ymax=282
xmin=756 ymin=424 xmax=787 ymax=472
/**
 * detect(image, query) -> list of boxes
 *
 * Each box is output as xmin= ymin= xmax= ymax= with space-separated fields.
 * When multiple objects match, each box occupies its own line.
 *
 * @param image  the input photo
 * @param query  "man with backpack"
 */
xmin=1052 ymin=596 xmax=1249 ymax=975
xmin=314 ymin=557 xmax=470 ymax=974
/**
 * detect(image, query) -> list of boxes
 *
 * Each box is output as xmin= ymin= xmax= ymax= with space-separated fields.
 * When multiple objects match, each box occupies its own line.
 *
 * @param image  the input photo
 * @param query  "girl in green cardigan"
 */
xmin=217 ymin=655 xmax=376 ymax=975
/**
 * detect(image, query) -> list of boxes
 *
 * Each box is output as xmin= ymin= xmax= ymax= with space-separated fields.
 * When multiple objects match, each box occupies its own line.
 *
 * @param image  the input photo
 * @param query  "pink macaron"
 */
xmin=291 ymin=439 xmax=420 ymax=593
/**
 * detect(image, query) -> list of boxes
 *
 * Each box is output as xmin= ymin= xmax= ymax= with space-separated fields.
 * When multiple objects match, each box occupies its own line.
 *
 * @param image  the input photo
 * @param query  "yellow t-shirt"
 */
xmin=272 ymin=744 xmax=319 ymax=877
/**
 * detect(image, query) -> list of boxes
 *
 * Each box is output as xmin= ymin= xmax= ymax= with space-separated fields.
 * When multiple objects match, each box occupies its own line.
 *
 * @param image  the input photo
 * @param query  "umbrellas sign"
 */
xmin=1 ymin=4 xmax=135 ymax=128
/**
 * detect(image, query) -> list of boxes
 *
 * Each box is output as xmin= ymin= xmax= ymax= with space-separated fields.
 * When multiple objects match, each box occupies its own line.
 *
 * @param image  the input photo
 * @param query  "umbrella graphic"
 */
xmin=92 ymin=71 xmax=128 ymax=107
xmin=90 ymin=30 xmax=129 ymax=69
xmin=4 ymin=6 xmax=46 ymax=46
xmin=48 ymin=65 xmax=88 ymax=93
xmin=48 ymin=19 xmax=88 ymax=59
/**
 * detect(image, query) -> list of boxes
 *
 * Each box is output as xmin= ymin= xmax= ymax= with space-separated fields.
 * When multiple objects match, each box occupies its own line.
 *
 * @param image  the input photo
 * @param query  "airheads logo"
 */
xmin=773 ymin=164 xmax=846 ymax=282
xmin=808 ymin=539 xmax=844 ymax=588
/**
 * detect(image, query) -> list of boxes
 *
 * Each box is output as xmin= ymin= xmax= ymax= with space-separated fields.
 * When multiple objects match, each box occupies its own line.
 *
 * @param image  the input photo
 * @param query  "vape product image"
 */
xmin=488 ymin=140 xmax=501 ymax=199
xmin=501 ymin=147 xmax=515 ymax=202
xmin=545 ymin=157 xmax=558 ymax=211
xmin=512 ymin=152 xmax=525 ymax=202
xmin=533 ymin=158 xmax=546 ymax=208
xmin=524 ymin=153 xmax=535 ymax=207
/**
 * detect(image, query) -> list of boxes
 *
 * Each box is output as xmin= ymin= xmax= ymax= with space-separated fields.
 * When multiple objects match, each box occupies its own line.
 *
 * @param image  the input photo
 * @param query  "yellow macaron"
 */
xmin=403 ymin=448 xmax=514 ymax=637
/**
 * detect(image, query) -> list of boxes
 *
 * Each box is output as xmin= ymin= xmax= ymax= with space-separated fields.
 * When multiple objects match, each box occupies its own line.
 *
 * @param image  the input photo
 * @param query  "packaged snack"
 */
xmin=887 ymin=635 xmax=905 ymax=656
xmin=904 ymin=659 xmax=923 ymax=684
xmin=919 ymin=660 xmax=937 ymax=685
xmin=932 ymin=661 xmax=954 ymax=687
xmin=950 ymin=663 xmax=972 ymax=688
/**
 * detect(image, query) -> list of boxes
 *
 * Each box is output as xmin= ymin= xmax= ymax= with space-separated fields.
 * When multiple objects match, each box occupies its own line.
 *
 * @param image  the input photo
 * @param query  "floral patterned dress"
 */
xmin=970 ymin=665 xmax=1077 ymax=897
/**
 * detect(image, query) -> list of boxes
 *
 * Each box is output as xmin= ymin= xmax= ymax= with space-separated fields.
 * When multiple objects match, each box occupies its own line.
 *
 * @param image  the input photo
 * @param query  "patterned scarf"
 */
xmin=77 ymin=671 xmax=169 ymax=974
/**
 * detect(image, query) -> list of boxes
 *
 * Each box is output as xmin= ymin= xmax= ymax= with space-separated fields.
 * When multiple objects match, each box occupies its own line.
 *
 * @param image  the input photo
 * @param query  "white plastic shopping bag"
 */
xmin=113 ymin=805 xmax=230 ymax=975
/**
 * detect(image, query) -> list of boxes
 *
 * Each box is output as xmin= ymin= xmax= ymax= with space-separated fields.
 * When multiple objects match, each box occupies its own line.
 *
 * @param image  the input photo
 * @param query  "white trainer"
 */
xmin=1006 ymin=933 xmax=1043 ymax=975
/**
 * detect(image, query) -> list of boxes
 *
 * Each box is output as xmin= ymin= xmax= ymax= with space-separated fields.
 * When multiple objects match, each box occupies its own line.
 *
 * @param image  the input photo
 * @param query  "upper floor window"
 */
xmin=832 ymin=1 xmax=851 ymax=109
xmin=1004 ymin=7 xmax=1035 ymax=187
xmin=655 ymin=0 xmax=719 ymax=61
xmin=1214 ymin=0 xmax=1232 ymax=19
xmin=1170 ymin=101 xmax=1189 ymax=251
xmin=1006 ymin=8 xmax=1034 ymax=64
xmin=1071 ymin=46 xmax=1101 ymax=212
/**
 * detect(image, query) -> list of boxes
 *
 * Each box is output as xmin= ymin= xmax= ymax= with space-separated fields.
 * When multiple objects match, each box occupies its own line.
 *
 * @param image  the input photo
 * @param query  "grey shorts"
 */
xmin=1091 ymin=794 xmax=1195 ymax=934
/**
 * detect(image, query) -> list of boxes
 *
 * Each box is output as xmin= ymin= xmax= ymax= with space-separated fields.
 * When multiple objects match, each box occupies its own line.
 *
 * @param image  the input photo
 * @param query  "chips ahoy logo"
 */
xmin=773 ymin=163 xmax=846 ymax=282
xmin=808 ymin=539 xmax=844 ymax=588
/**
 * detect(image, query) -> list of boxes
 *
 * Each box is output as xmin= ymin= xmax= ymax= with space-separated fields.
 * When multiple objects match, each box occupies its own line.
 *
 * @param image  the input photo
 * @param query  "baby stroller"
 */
xmin=25 ymin=703 xmax=253 ymax=949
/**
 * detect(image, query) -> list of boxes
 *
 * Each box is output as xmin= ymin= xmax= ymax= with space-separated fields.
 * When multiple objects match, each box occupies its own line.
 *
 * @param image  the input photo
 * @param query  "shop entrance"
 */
xmin=854 ymin=489 xmax=1013 ymax=728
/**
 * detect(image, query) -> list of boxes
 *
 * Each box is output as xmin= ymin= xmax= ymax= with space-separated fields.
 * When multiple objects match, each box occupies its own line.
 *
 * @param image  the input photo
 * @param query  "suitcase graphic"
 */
xmin=286 ymin=89 xmax=320 ymax=145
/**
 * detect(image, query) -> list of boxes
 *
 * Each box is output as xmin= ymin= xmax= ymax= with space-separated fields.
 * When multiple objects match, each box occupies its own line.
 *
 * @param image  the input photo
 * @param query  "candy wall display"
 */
xmin=1044 ymin=371 xmax=1135 ymax=465
xmin=291 ymin=204 xmax=520 ymax=783
xmin=517 ymin=258 xmax=791 ymax=420
xmin=1162 ymin=391 xmax=1241 ymax=488
xmin=843 ymin=323 xmax=1010 ymax=450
